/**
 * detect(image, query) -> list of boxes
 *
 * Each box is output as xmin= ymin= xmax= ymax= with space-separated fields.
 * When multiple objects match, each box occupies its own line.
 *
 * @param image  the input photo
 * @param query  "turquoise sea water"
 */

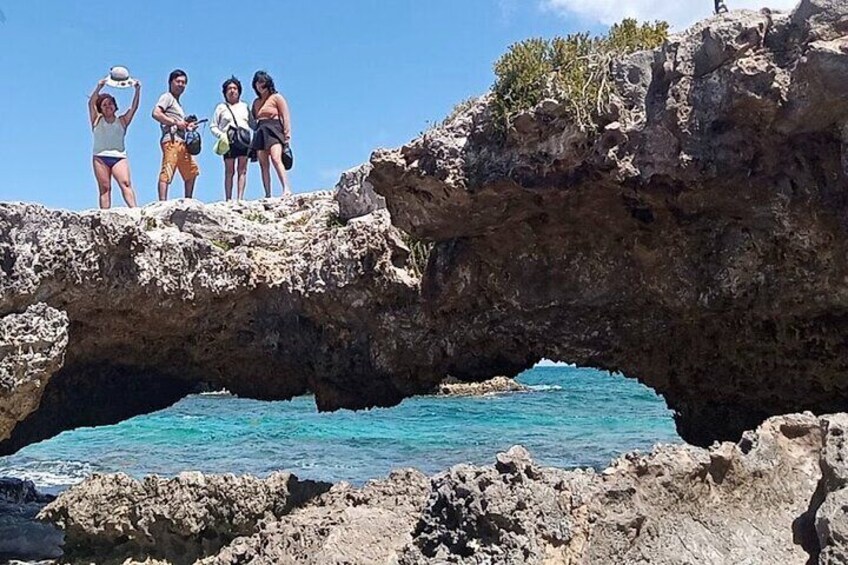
xmin=0 ymin=366 xmax=681 ymax=491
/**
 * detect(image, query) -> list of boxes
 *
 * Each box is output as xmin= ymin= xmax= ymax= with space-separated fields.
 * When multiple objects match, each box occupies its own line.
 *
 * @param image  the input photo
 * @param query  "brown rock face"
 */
xmin=368 ymin=0 xmax=848 ymax=445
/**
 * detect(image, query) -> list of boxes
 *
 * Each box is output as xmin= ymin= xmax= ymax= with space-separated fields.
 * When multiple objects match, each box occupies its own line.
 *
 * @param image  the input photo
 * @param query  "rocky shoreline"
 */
xmin=3 ymin=413 xmax=839 ymax=564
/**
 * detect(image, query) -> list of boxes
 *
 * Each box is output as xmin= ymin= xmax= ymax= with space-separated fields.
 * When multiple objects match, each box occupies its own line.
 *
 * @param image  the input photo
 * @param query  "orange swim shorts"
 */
xmin=159 ymin=141 xmax=200 ymax=184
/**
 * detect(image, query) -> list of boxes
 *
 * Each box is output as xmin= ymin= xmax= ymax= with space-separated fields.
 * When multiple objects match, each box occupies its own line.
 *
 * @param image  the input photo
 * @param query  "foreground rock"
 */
xmin=38 ymin=412 xmax=848 ymax=564
xmin=40 ymin=472 xmax=331 ymax=564
xmin=0 ymin=478 xmax=61 ymax=562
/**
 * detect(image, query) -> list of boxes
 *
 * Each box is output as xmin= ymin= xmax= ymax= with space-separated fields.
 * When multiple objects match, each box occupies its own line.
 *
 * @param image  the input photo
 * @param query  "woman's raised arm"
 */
xmin=88 ymin=78 xmax=106 ymax=128
xmin=120 ymin=81 xmax=142 ymax=128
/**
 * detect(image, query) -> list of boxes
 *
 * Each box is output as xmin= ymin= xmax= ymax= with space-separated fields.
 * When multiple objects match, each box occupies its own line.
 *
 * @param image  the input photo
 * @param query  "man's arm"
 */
xmin=152 ymin=95 xmax=186 ymax=129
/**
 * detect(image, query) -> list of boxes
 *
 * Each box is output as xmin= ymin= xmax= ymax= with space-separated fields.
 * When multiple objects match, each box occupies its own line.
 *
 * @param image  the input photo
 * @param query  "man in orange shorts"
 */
xmin=152 ymin=69 xmax=200 ymax=200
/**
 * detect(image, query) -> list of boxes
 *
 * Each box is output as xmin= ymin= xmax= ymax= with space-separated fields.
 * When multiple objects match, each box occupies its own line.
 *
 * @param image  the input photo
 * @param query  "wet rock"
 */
xmin=0 ymin=478 xmax=62 ymax=562
xmin=433 ymin=376 xmax=529 ymax=396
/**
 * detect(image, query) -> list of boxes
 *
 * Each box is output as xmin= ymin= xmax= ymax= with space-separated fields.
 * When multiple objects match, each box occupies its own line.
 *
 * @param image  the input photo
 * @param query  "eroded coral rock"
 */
xmin=39 ymin=471 xmax=331 ymax=564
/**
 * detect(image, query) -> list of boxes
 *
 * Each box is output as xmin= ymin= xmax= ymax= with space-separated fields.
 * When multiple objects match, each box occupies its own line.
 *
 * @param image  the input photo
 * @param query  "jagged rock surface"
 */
xmin=0 ymin=478 xmax=61 ymax=561
xmin=433 ymin=376 xmax=529 ymax=396
xmin=334 ymin=163 xmax=386 ymax=222
xmin=39 ymin=472 xmax=332 ymax=564
xmin=39 ymin=413 xmax=848 ymax=564
xmin=0 ymin=195 xmax=425 ymax=454
xmin=0 ymin=304 xmax=68 ymax=444
xmin=368 ymin=0 xmax=848 ymax=444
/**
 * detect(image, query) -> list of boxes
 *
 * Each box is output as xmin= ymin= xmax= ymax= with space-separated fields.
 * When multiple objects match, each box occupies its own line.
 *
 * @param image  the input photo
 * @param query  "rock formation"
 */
xmin=0 ymin=196 xmax=423 ymax=455
xmin=4 ymin=0 xmax=848 ymax=454
xmin=433 ymin=375 xmax=529 ymax=396
xmin=368 ymin=0 xmax=848 ymax=445
xmin=0 ymin=477 xmax=61 ymax=561
xmin=40 ymin=472 xmax=331 ymax=564
xmin=36 ymin=412 xmax=848 ymax=564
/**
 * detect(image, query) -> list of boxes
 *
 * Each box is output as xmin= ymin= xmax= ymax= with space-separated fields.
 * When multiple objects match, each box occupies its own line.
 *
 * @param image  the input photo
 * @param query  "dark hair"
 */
xmin=168 ymin=69 xmax=188 ymax=87
xmin=222 ymin=76 xmax=242 ymax=98
xmin=95 ymin=93 xmax=118 ymax=113
xmin=252 ymin=71 xmax=277 ymax=97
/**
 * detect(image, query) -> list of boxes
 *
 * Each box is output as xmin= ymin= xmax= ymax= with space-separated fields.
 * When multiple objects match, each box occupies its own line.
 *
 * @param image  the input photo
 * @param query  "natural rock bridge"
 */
xmin=4 ymin=0 xmax=848 ymax=452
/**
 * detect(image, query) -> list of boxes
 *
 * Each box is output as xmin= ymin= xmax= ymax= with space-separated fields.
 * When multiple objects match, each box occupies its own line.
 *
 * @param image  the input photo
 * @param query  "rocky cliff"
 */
xmin=3 ymin=0 xmax=848 ymax=454
xmin=368 ymin=0 xmax=848 ymax=445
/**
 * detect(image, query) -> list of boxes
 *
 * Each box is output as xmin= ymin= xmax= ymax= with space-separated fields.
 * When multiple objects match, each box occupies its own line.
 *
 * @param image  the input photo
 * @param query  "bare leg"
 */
xmin=258 ymin=150 xmax=272 ymax=198
xmin=158 ymin=180 xmax=169 ymax=201
xmin=184 ymin=176 xmax=196 ymax=199
xmin=236 ymin=156 xmax=248 ymax=200
xmin=110 ymin=159 xmax=138 ymax=208
xmin=269 ymin=144 xmax=291 ymax=196
xmin=224 ymin=158 xmax=235 ymax=200
xmin=93 ymin=157 xmax=113 ymax=209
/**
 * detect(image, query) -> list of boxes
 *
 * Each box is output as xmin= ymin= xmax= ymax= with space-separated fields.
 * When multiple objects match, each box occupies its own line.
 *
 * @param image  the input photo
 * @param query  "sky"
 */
xmin=0 ymin=0 xmax=797 ymax=211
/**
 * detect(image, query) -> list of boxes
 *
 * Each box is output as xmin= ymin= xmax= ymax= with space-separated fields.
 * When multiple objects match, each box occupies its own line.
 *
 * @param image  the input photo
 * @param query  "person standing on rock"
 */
xmin=715 ymin=0 xmax=728 ymax=14
xmin=152 ymin=69 xmax=200 ymax=200
xmin=211 ymin=76 xmax=252 ymax=201
xmin=88 ymin=77 xmax=141 ymax=209
xmin=250 ymin=71 xmax=293 ymax=198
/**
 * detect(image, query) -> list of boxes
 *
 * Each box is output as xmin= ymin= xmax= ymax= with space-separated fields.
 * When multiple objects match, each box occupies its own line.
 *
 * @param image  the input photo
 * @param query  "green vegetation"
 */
xmin=492 ymin=18 xmax=668 ymax=132
xmin=325 ymin=212 xmax=347 ymax=229
xmin=244 ymin=211 xmax=271 ymax=224
xmin=211 ymin=239 xmax=232 ymax=251
xmin=439 ymin=97 xmax=478 ymax=128
xmin=402 ymin=233 xmax=434 ymax=278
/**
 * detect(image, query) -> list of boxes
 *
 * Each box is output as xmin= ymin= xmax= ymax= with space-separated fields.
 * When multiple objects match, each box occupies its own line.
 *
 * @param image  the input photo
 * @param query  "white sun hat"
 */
xmin=105 ymin=66 xmax=136 ymax=88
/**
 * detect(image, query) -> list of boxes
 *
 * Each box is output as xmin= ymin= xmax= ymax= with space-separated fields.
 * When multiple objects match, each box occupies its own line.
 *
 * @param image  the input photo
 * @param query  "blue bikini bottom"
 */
xmin=95 ymin=155 xmax=125 ymax=168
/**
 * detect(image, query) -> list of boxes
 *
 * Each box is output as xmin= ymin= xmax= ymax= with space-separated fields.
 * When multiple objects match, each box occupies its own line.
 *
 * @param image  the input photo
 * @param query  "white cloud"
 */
xmin=540 ymin=0 xmax=799 ymax=30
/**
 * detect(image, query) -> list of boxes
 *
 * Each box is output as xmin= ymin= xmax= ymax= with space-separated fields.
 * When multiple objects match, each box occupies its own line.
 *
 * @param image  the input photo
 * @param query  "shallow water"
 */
xmin=0 ymin=366 xmax=681 ymax=491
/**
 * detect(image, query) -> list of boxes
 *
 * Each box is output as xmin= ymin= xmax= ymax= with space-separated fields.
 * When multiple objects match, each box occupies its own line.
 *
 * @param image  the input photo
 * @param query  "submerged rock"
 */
xmin=433 ymin=376 xmax=529 ymax=396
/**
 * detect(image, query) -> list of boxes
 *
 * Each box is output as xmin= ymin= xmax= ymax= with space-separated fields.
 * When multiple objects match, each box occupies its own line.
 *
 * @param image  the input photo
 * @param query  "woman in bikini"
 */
xmin=250 ymin=71 xmax=292 ymax=197
xmin=88 ymin=78 xmax=141 ymax=208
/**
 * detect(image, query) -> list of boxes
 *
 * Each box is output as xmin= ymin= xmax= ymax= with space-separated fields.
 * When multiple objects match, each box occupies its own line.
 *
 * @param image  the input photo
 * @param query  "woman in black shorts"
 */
xmin=211 ymin=76 xmax=252 ymax=200
xmin=250 ymin=71 xmax=293 ymax=197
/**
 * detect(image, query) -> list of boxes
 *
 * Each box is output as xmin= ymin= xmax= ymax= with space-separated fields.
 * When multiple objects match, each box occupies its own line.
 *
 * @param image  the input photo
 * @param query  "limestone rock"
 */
xmin=368 ymin=0 xmax=848 ymax=445
xmin=0 ymin=303 xmax=68 ymax=443
xmin=204 ymin=469 xmax=431 ymax=565
xmin=39 ymin=471 xmax=332 ymax=563
xmin=333 ymin=163 xmax=387 ymax=221
xmin=433 ymin=376 xmax=529 ymax=396
xmin=0 ymin=478 xmax=62 ymax=561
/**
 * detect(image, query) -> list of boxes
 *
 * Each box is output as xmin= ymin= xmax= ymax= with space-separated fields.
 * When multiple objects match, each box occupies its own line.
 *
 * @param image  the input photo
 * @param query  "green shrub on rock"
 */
xmin=492 ymin=18 xmax=669 ymax=133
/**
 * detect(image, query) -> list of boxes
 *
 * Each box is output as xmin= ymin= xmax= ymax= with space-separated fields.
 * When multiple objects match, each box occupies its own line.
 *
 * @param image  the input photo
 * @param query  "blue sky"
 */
xmin=0 ymin=0 xmax=793 ymax=210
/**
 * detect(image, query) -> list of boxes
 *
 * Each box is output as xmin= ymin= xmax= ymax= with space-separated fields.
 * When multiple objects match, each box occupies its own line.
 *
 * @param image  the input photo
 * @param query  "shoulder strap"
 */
xmin=225 ymin=103 xmax=239 ymax=127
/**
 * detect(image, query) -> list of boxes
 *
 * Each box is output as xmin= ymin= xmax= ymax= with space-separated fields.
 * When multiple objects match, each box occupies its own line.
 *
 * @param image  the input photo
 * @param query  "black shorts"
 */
xmin=252 ymin=119 xmax=287 ymax=151
xmin=223 ymin=143 xmax=249 ymax=160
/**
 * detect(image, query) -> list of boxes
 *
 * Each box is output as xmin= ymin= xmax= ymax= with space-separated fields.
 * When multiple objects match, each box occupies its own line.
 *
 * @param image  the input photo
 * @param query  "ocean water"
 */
xmin=0 ymin=366 xmax=681 ymax=491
